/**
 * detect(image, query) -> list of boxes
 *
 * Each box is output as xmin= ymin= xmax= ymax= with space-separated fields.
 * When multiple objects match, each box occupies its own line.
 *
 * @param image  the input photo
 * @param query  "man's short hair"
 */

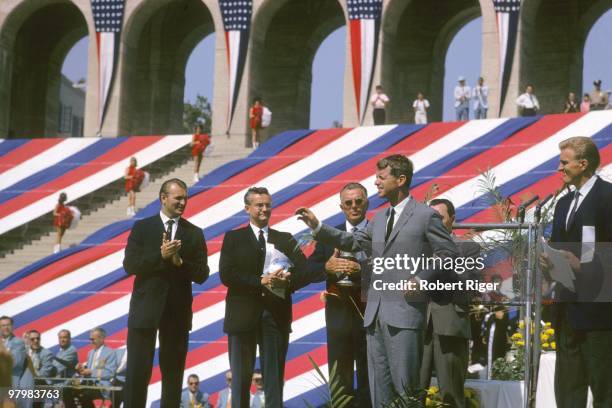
xmin=0 ymin=316 xmax=13 ymax=324
xmin=91 ymin=327 xmax=106 ymax=338
xmin=376 ymin=154 xmax=414 ymax=187
xmin=58 ymin=329 xmax=71 ymax=337
xmin=188 ymin=374 xmax=199 ymax=381
xmin=159 ymin=178 xmax=188 ymax=200
xmin=559 ymin=136 xmax=600 ymax=174
xmin=244 ymin=187 xmax=270 ymax=204
xmin=429 ymin=198 xmax=455 ymax=218
xmin=29 ymin=330 xmax=40 ymax=336
xmin=339 ymin=182 xmax=368 ymax=198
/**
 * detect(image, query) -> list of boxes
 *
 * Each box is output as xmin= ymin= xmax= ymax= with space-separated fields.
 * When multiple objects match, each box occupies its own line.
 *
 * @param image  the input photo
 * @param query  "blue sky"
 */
xmin=62 ymin=9 xmax=612 ymax=128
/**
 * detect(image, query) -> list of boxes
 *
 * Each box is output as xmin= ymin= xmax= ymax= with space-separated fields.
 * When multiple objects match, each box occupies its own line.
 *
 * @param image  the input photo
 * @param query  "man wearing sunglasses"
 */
xmin=306 ymin=183 xmax=371 ymax=407
xmin=180 ymin=374 xmax=212 ymax=408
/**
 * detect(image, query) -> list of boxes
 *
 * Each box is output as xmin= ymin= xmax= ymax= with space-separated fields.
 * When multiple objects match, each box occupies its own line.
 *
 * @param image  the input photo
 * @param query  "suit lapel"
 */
xmin=385 ymin=199 xmax=416 ymax=248
xmin=245 ymin=226 xmax=262 ymax=254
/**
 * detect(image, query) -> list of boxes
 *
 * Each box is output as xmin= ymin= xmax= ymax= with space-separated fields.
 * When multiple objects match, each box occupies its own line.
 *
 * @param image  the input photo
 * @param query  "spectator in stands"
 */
xmin=589 ymin=79 xmax=608 ymax=111
xmin=0 ymin=316 xmax=32 ymax=397
xmin=191 ymin=124 xmax=211 ymax=183
xmin=472 ymin=76 xmax=489 ymax=119
xmin=52 ymin=192 xmax=72 ymax=254
xmin=580 ymin=93 xmax=591 ymax=113
xmin=250 ymin=370 xmax=264 ymax=408
xmin=563 ymin=92 xmax=579 ymax=113
xmin=412 ymin=92 xmax=430 ymax=124
xmin=516 ymin=84 xmax=540 ymax=116
xmin=53 ymin=329 xmax=78 ymax=379
xmin=249 ymin=97 xmax=264 ymax=150
xmin=454 ymin=76 xmax=471 ymax=120
xmin=217 ymin=371 xmax=232 ymax=408
xmin=180 ymin=374 xmax=212 ymax=408
xmin=124 ymin=157 xmax=139 ymax=217
xmin=370 ymin=85 xmax=390 ymax=125
xmin=27 ymin=330 xmax=54 ymax=383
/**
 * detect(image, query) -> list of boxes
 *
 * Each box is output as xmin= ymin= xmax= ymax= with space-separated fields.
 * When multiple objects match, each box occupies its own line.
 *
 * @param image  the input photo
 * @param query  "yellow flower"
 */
xmin=427 ymin=386 xmax=439 ymax=396
xmin=551 ymin=341 xmax=556 ymax=350
xmin=545 ymin=328 xmax=555 ymax=335
xmin=516 ymin=340 xmax=525 ymax=346
xmin=426 ymin=397 xmax=433 ymax=406
xmin=541 ymin=334 xmax=550 ymax=342
xmin=544 ymin=322 xmax=552 ymax=327
xmin=519 ymin=320 xmax=525 ymax=329
xmin=542 ymin=342 xmax=550 ymax=348
xmin=511 ymin=332 xmax=523 ymax=340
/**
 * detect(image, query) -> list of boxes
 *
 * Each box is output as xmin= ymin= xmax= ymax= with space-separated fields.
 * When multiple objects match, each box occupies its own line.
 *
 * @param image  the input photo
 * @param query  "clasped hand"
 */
xmin=261 ymin=267 xmax=291 ymax=289
xmin=326 ymin=249 xmax=361 ymax=275
xmin=161 ymin=232 xmax=182 ymax=266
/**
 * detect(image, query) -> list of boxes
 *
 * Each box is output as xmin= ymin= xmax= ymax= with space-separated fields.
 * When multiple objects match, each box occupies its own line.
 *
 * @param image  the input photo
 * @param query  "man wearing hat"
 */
xmin=589 ymin=80 xmax=608 ymax=111
xmin=454 ymin=77 xmax=471 ymax=120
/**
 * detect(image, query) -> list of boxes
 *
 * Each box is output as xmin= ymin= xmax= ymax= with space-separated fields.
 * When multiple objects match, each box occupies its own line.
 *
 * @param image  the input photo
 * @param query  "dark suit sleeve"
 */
xmin=177 ymin=226 xmax=209 ymax=284
xmin=219 ymin=232 xmax=262 ymax=289
xmin=418 ymin=211 xmax=460 ymax=281
xmin=123 ymin=220 xmax=167 ymax=277
xmin=284 ymin=235 xmax=312 ymax=291
xmin=304 ymin=241 xmax=328 ymax=284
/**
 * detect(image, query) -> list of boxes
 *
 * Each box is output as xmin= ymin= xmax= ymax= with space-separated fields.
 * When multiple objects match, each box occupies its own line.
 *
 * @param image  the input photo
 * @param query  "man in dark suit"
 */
xmin=420 ymin=198 xmax=481 ymax=408
xmin=123 ymin=178 xmax=210 ymax=408
xmin=306 ymin=182 xmax=370 ymax=407
xmin=541 ymin=136 xmax=612 ymax=407
xmin=297 ymin=154 xmax=459 ymax=406
xmin=220 ymin=187 xmax=311 ymax=408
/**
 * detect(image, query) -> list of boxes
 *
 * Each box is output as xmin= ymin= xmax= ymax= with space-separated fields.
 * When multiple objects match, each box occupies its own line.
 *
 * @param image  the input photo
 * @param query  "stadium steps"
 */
xmin=0 ymin=137 xmax=252 ymax=278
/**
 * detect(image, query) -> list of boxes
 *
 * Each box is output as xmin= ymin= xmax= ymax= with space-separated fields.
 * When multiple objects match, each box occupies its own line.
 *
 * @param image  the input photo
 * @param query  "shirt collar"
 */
xmin=576 ymin=175 xmax=597 ymax=198
xmin=390 ymin=195 xmax=411 ymax=215
xmin=159 ymin=211 xmax=180 ymax=226
xmin=250 ymin=223 xmax=269 ymax=237
xmin=346 ymin=218 xmax=367 ymax=232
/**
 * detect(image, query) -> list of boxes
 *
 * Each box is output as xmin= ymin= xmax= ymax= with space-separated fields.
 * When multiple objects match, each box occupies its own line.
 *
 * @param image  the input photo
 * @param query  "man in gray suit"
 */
xmin=420 ymin=199 xmax=481 ymax=408
xmin=53 ymin=329 xmax=78 ymax=379
xmin=296 ymin=154 xmax=459 ymax=406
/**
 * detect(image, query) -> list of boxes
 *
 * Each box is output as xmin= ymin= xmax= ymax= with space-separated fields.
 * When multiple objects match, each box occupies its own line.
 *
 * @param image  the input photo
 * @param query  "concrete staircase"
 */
xmin=0 ymin=136 xmax=252 ymax=279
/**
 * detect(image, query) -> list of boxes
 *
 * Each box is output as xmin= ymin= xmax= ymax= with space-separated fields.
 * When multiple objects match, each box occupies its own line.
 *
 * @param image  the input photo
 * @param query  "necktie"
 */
xmin=258 ymin=229 xmax=266 ymax=252
xmin=385 ymin=208 xmax=395 ymax=243
xmin=566 ymin=192 xmax=580 ymax=230
xmin=351 ymin=226 xmax=358 ymax=233
xmin=166 ymin=219 xmax=174 ymax=240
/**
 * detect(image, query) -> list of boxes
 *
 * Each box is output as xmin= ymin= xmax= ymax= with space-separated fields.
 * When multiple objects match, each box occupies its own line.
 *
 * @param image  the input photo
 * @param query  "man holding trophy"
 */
xmin=219 ymin=187 xmax=311 ymax=408
xmin=306 ymin=183 xmax=371 ymax=407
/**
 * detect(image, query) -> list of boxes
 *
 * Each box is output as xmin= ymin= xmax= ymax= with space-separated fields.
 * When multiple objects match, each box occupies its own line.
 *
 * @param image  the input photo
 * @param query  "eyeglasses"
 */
xmin=342 ymin=199 xmax=365 ymax=207
xmin=89 ymin=338 xmax=95 ymax=341
xmin=30 ymin=337 xmax=40 ymax=341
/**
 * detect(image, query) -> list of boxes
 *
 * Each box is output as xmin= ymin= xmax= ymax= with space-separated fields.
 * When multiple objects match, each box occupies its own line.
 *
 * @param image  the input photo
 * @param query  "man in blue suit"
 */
xmin=27 ymin=330 xmax=55 ymax=381
xmin=542 ymin=136 xmax=612 ymax=407
xmin=180 ymin=374 xmax=212 ymax=407
xmin=216 ymin=371 xmax=232 ymax=408
xmin=1 ymin=316 xmax=32 ymax=408
xmin=52 ymin=329 xmax=78 ymax=379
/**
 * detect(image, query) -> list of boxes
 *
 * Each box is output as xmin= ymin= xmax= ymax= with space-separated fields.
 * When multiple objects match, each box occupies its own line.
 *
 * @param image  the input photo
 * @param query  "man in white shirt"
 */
xmin=370 ymin=85 xmax=390 ymax=125
xmin=516 ymin=84 xmax=540 ymax=116
xmin=412 ymin=92 xmax=430 ymax=124
xmin=454 ymin=77 xmax=471 ymax=120
xmin=472 ymin=77 xmax=489 ymax=119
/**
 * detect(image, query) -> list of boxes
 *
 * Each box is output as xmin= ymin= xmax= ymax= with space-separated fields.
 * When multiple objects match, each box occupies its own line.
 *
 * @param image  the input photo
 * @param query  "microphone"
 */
xmin=534 ymin=193 xmax=554 ymax=222
xmin=517 ymin=195 xmax=539 ymax=222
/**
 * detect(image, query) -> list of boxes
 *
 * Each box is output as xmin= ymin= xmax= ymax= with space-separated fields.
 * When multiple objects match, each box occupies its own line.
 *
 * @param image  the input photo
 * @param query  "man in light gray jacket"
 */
xmin=297 ymin=154 xmax=459 ymax=406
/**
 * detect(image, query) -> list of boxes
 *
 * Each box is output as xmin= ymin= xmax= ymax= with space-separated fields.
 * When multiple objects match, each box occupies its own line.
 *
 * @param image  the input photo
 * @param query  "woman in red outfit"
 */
xmin=191 ymin=124 xmax=211 ymax=182
xmin=249 ymin=97 xmax=263 ymax=149
xmin=52 ymin=192 xmax=70 ymax=253
xmin=124 ymin=157 xmax=138 ymax=216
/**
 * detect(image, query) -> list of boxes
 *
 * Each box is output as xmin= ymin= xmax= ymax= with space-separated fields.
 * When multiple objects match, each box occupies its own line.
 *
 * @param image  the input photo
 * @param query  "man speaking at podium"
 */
xmin=543 ymin=137 xmax=612 ymax=407
xmin=123 ymin=178 xmax=210 ymax=407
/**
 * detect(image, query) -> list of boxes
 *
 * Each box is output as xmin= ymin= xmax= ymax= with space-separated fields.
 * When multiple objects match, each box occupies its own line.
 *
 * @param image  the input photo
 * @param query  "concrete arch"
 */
xmin=381 ymin=0 xmax=482 ymax=123
xmin=117 ymin=0 xmax=217 ymax=136
xmin=519 ymin=0 xmax=612 ymax=114
xmin=0 ymin=0 xmax=89 ymax=138
xmin=249 ymin=0 xmax=346 ymax=139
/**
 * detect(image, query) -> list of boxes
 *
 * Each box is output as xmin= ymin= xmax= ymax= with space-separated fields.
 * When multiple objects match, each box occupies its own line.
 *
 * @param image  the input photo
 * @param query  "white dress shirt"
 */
xmin=454 ymin=85 xmax=471 ymax=107
xmin=370 ymin=93 xmax=389 ymax=109
xmin=472 ymin=85 xmax=489 ymax=109
xmin=565 ymin=175 xmax=597 ymax=227
xmin=516 ymin=93 xmax=540 ymax=110
xmin=159 ymin=211 xmax=179 ymax=240
xmin=386 ymin=195 xmax=411 ymax=230
xmin=346 ymin=218 xmax=368 ymax=232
